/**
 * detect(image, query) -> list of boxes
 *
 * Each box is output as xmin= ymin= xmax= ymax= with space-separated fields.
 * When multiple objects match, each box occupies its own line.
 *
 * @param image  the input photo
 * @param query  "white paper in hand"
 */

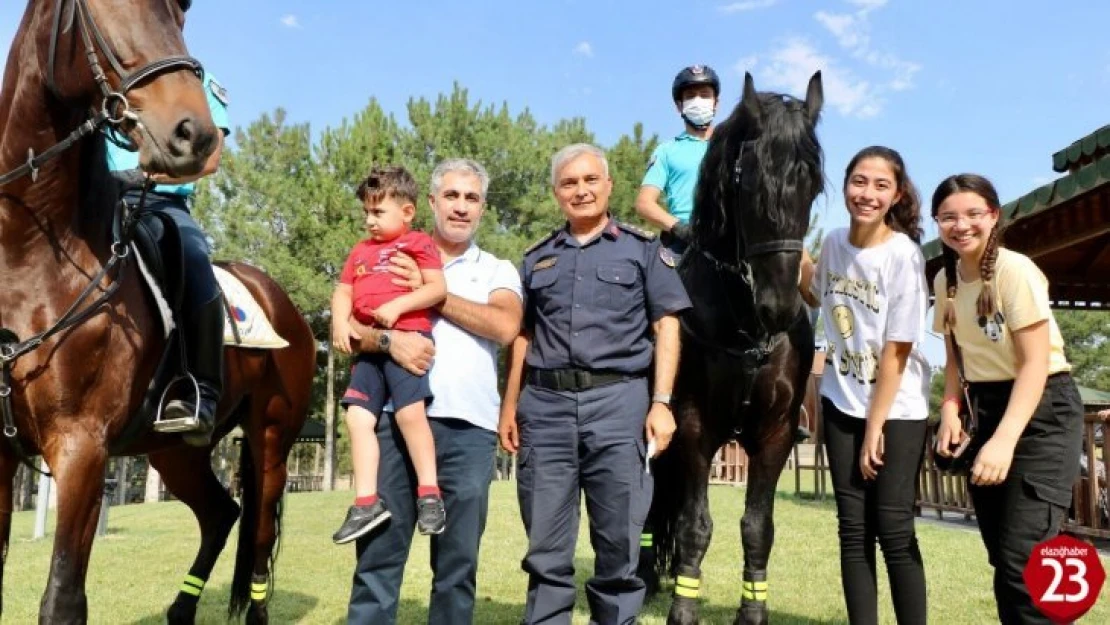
xmin=645 ymin=438 xmax=657 ymax=474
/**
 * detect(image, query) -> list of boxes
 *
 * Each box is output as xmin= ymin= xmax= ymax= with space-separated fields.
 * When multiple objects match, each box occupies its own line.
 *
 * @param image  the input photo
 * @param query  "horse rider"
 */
xmin=499 ymin=143 xmax=690 ymax=624
xmin=635 ymin=64 xmax=720 ymax=256
xmin=105 ymin=70 xmax=230 ymax=445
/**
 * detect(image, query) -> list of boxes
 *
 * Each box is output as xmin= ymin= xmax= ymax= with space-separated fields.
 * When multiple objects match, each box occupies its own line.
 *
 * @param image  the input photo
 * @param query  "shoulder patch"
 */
xmin=208 ymin=78 xmax=229 ymax=106
xmin=659 ymin=246 xmax=678 ymax=268
xmin=617 ymin=222 xmax=657 ymax=241
xmin=523 ymin=229 xmax=559 ymax=256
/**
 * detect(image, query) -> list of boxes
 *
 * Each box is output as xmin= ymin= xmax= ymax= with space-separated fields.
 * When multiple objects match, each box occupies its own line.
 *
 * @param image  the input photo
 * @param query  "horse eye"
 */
xmin=179 ymin=0 xmax=193 ymax=11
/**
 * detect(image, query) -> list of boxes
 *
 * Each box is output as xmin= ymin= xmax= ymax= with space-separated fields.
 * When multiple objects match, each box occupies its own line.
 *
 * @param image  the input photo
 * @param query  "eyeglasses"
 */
xmin=934 ymin=209 xmax=994 ymax=228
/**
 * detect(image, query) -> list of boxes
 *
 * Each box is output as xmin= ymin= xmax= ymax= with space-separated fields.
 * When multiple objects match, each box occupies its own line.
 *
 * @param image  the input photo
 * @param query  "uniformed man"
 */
xmin=635 ymin=64 xmax=721 ymax=254
xmin=499 ymin=143 xmax=691 ymax=625
xmin=105 ymin=71 xmax=230 ymax=445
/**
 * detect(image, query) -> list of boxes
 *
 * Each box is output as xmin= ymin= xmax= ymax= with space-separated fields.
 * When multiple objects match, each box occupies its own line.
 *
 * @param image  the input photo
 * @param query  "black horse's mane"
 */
xmin=690 ymin=90 xmax=823 ymax=251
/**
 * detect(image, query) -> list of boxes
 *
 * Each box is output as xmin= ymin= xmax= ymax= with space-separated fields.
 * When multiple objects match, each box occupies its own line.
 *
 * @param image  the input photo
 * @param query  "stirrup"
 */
xmin=153 ymin=373 xmax=203 ymax=433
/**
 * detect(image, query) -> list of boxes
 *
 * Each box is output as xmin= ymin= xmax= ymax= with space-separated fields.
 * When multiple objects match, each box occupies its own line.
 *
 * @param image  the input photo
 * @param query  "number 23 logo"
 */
xmin=1040 ymin=557 xmax=1089 ymax=603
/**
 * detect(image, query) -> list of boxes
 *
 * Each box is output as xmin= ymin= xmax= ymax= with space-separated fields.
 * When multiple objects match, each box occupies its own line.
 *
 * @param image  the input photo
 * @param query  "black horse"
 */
xmin=644 ymin=72 xmax=824 ymax=625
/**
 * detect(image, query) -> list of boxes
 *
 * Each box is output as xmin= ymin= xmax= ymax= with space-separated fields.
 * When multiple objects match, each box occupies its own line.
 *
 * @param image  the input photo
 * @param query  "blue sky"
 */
xmin=4 ymin=0 xmax=1109 ymax=366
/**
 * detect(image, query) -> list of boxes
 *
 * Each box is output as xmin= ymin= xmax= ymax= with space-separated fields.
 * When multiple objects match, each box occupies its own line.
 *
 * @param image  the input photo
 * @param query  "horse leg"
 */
xmin=38 ymin=434 xmax=107 ymax=624
xmin=734 ymin=428 xmax=795 ymax=625
xmin=241 ymin=400 xmax=297 ymax=625
xmin=0 ymin=452 xmax=19 ymax=617
xmin=666 ymin=430 xmax=716 ymax=625
xmin=150 ymin=445 xmax=242 ymax=625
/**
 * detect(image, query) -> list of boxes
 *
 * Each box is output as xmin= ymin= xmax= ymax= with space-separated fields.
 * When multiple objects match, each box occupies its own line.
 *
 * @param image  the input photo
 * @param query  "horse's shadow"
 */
xmin=327 ymin=597 xmax=529 ymax=625
xmin=569 ymin=556 xmax=847 ymax=625
xmin=127 ymin=585 xmax=318 ymax=625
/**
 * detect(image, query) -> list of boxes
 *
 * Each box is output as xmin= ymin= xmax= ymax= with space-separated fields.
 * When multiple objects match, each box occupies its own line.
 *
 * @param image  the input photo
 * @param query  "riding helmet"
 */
xmin=671 ymin=65 xmax=721 ymax=102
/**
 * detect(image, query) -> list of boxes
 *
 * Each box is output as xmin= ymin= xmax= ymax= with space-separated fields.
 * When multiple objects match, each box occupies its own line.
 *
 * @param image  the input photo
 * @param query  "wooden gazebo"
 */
xmin=923 ymin=124 xmax=1110 ymax=308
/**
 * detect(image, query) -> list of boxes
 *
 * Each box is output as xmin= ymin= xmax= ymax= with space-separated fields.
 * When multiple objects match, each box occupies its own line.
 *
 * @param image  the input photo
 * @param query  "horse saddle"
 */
xmin=128 ymin=210 xmax=288 ymax=349
xmin=107 ymin=209 xmax=288 ymax=453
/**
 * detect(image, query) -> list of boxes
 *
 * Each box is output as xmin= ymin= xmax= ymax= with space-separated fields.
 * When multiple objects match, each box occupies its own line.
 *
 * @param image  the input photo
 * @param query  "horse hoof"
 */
xmin=666 ymin=596 xmax=700 ymax=625
xmin=245 ymin=602 xmax=269 ymax=625
xmin=733 ymin=602 xmax=769 ymax=625
xmin=166 ymin=601 xmax=197 ymax=625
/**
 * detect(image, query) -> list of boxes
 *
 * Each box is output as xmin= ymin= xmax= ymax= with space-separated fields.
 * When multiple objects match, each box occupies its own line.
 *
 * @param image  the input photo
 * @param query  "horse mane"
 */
xmin=690 ymin=90 xmax=823 ymax=250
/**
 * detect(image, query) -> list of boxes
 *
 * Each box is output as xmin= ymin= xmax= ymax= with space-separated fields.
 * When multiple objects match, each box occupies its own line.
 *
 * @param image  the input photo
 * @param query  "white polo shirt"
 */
xmin=424 ymin=243 xmax=522 ymax=431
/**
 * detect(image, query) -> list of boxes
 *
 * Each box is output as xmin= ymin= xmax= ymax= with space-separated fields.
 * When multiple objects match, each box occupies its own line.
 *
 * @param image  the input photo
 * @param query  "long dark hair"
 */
xmin=930 ymin=173 xmax=1003 ymax=327
xmin=843 ymin=146 xmax=922 ymax=243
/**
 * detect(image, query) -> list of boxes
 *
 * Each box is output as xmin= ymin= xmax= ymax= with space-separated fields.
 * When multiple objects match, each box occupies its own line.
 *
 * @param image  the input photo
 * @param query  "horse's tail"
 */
xmin=644 ymin=441 xmax=688 ymax=593
xmin=228 ymin=429 xmax=258 ymax=618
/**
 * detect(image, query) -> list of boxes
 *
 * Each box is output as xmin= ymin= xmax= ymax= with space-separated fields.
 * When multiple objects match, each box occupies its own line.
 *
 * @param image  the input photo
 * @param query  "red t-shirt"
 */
xmin=339 ymin=230 xmax=443 ymax=332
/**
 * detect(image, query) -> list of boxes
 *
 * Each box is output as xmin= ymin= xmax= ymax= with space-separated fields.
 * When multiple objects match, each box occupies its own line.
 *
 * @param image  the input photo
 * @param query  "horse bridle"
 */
xmin=693 ymin=140 xmax=805 ymax=275
xmin=680 ymin=139 xmax=805 ymax=406
xmin=0 ymin=0 xmax=202 ymax=187
xmin=0 ymin=0 xmax=199 ymax=476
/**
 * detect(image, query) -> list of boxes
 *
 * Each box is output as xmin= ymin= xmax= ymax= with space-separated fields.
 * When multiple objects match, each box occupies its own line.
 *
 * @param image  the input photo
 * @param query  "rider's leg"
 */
xmin=154 ymin=199 xmax=223 ymax=444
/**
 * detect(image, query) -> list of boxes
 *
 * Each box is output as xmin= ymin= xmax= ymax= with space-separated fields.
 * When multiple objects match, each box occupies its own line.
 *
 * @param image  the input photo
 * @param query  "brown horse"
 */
xmin=0 ymin=2 xmax=314 ymax=624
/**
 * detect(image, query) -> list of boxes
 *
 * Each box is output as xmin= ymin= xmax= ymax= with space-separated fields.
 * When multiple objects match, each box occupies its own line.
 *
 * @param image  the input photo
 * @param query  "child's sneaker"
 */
xmin=416 ymin=495 xmax=446 ymax=535
xmin=332 ymin=500 xmax=391 ymax=544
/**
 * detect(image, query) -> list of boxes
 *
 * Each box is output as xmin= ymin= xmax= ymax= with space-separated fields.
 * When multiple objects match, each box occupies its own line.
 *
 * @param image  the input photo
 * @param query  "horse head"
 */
xmin=689 ymin=71 xmax=824 ymax=335
xmin=22 ymin=0 xmax=215 ymax=177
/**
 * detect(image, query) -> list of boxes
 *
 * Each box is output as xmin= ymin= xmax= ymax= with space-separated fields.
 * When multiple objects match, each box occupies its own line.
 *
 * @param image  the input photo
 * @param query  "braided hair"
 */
xmin=930 ymin=174 xmax=1004 ymax=329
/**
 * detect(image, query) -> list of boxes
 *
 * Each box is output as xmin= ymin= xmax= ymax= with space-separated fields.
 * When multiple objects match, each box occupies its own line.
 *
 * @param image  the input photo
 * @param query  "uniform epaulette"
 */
xmin=617 ymin=222 xmax=658 ymax=241
xmin=523 ymin=229 xmax=560 ymax=256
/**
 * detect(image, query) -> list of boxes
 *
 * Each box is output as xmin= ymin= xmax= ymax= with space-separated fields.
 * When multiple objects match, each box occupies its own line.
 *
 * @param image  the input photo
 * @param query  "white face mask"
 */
xmin=681 ymin=97 xmax=716 ymax=127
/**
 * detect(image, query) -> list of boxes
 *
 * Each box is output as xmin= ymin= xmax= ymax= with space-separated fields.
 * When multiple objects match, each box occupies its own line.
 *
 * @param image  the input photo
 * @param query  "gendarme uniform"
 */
xmin=516 ymin=216 xmax=691 ymax=624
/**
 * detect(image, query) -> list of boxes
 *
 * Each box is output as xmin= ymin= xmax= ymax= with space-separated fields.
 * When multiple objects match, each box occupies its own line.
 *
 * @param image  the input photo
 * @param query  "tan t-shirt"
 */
xmin=932 ymin=248 xmax=1070 ymax=382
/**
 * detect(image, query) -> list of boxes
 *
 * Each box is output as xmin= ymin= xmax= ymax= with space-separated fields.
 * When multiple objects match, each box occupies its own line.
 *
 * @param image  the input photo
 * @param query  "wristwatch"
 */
xmin=377 ymin=330 xmax=392 ymax=352
xmin=652 ymin=393 xmax=673 ymax=405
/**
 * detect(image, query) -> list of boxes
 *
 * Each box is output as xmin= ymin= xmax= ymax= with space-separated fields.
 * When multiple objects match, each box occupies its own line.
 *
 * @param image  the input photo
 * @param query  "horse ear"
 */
xmin=741 ymin=72 xmax=761 ymax=120
xmin=805 ymin=71 xmax=824 ymax=125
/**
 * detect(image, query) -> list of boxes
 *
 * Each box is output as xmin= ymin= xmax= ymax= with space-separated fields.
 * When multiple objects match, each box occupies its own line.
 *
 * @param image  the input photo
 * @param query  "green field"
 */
xmin=5 ymin=480 xmax=1109 ymax=624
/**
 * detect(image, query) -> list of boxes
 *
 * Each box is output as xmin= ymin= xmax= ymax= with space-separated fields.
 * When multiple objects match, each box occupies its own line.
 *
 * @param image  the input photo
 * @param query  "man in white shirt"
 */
xmin=345 ymin=159 xmax=523 ymax=625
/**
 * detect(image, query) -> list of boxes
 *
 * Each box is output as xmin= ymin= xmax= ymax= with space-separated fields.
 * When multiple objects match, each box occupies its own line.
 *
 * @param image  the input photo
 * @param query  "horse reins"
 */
xmin=0 ymin=0 xmax=202 ymax=187
xmin=0 ymin=0 xmax=199 ymax=475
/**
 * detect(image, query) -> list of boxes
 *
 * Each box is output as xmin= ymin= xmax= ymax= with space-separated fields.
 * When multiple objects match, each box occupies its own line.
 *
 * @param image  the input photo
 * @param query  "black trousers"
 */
xmin=967 ymin=373 xmax=1083 ymax=625
xmin=823 ymin=398 xmax=927 ymax=625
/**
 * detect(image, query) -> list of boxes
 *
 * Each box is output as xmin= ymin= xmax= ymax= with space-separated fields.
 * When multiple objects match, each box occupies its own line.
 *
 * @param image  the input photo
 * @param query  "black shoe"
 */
xmin=416 ymin=495 xmax=446 ymax=535
xmin=161 ymin=390 xmax=217 ymax=447
xmin=795 ymin=425 xmax=812 ymax=444
xmin=332 ymin=501 xmax=391 ymax=545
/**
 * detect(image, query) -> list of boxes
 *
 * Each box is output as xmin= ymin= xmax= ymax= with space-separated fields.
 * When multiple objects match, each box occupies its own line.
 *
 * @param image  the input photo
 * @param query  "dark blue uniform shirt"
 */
xmin=521 ymin=218 xmax=692 ymax=373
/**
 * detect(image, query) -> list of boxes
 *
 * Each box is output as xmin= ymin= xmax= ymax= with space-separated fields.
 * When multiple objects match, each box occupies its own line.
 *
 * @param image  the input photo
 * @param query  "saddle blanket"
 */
xmin=134 ymin=247 xmax=288 ymax=349
xmin=214 ymin=266 xmax=290 ymax=349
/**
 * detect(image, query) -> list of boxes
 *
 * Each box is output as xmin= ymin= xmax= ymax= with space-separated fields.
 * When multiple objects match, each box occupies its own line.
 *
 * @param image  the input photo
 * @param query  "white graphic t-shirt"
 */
xmin=811 ymin=228 xmax=930 ymax=420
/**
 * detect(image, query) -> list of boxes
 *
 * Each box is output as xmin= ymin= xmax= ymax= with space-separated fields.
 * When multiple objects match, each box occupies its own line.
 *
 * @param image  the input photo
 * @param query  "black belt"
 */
xmin=528 ymin=368 xmax=644 ymax=392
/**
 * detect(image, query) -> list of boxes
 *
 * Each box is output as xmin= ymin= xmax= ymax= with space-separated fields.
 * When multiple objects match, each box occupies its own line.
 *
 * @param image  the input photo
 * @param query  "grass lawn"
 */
xmin=5 ymin=477 xmax=1109 ymax=624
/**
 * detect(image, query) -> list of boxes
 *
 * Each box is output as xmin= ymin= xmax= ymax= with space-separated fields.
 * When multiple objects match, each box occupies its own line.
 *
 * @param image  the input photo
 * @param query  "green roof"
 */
xmin=1053 ymin=124 xmax=1110 ymax=173
xmin=1079 ymin=385 xmax=1110 ymax=408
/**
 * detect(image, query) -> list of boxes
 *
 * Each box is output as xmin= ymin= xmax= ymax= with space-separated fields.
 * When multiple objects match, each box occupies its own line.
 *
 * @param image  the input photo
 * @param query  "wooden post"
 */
xmin=323 ymin=344 xmax=336 ymax=491
xmin=115 ymin=457 xmax=129 ymax=506
xmin=144 ymin=461 xmax=162 ymax=503
xmin=33 ymin=459 xmax=51 ymax=539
